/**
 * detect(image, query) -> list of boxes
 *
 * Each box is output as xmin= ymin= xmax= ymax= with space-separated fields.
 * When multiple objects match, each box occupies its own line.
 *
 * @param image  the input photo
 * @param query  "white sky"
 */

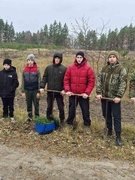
xmin=0 ymin=0 xmax=135 ymax=34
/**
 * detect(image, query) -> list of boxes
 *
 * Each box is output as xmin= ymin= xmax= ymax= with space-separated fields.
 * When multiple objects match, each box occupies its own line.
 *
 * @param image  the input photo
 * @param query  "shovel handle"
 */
xmin=101 ymin=97 xmax=114 ymax=101
xmin=45 ymin=90 xmax=83 ymax=96
xmin=46 ymin=89 xmax=61 ymax=93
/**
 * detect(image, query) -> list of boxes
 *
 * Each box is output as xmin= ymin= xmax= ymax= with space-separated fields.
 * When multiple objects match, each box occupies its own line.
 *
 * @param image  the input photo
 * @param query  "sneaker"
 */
xmin=27 ymin=117 xmax=33 ymax=122
xmin=1 ymin=116 xmax=8 ymax=120
xmin=10 ymin=117 xmax=16 ymax=122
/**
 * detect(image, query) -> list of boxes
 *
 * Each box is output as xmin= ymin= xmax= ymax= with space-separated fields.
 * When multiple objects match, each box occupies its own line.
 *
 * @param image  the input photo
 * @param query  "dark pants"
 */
xmin=25 ymin=90 xmax=39 ymax=118
xmin=101 ymin=99 xmax=121 ymax=133
xmin=67 ymin=96 xmax=91 ymax=126
xmin=1 ymin=97 xmax=14 ymax=118
xmin=47 ymin=92 xmax=65 ymax=121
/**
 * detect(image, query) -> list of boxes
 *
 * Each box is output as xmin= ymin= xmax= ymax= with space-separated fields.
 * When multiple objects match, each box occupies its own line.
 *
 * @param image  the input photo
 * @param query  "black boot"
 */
xmin=60 ymin=119 xmax=64 ymax=124
xmin=132 ymin=140 xmax=135 ymax=144
xmin=116 ymin=132 xmax=122 ymax=146
xmin=107 ymin=129 xmax=112 ymax=136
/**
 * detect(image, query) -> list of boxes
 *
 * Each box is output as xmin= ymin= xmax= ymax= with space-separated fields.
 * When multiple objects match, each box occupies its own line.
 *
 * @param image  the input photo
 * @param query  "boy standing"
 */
xmin=21 ymin=54 xmax=41 ymax=121
xmin=40 ymin=52 xmax=67 ymax=124
xmin=0 ymin=58 xmax=19 ymax=122
xmin=129 ymin=70 xmax=135 ymax=144
xmin=96 ymin=51 xmax=127 ymax=146
xmin=64 ymin=51 xmax=95 ymax=130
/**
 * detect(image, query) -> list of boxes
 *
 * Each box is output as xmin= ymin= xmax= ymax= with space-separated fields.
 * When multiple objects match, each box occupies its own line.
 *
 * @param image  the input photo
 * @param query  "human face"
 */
xmin=76 ymin=55 xmax=83 ymax=64
xmin=3 ymin=64 xmax=10 ymax=70
xmin=54 ymin=57 xmax=61 ymax=64
xmin=108 ymin=55 xmax=117 ymax=65
xmin=27 ymin=59 xmax=34 ymax=67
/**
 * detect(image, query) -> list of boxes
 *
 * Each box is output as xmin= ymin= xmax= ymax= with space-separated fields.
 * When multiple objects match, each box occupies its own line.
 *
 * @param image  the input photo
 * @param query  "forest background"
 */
xmin=0 ymin=17 xmax=135 ymax=52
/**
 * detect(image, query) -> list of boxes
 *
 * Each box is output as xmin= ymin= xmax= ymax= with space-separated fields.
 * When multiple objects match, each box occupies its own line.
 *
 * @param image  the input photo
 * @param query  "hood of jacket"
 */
xmin=53 ymin=52 xmax=63 ymax=65
xmin=3 ymin=66 xmax=16 ymax=73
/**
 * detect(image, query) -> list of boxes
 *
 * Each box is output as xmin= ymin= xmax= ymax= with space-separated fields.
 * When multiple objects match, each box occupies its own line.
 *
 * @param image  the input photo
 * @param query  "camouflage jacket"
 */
xmin=129 ymin=71 xmax=135 ymax=98
xmin=96 ymin=61 xmax=127 ymax=98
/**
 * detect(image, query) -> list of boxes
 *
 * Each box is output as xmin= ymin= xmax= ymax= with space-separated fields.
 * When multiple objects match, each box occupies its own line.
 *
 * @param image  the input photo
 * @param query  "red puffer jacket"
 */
xmin=64 ymin=58 xmax=95 ymax=95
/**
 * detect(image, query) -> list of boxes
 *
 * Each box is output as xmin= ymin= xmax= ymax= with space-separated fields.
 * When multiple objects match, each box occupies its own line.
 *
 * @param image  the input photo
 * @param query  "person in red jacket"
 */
xmin=64 ymin=51 xmax=95 ymax=130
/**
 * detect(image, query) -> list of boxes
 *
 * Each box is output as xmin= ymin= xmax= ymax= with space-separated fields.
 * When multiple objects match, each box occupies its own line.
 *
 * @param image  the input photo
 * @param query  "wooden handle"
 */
xmin=101 ymin=97 xmax=114 ymax=101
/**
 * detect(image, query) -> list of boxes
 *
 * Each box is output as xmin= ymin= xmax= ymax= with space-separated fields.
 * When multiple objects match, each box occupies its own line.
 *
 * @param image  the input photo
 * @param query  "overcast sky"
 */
xmin=0 ymin=0 xmax=135 ymax=34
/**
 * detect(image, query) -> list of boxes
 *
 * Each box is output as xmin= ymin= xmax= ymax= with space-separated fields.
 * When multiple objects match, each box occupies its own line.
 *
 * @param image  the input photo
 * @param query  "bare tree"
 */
xmin=71 ymin=16 xmax=91 ymax=50
xmin=71 ymin=17 xmax=110 ymax=74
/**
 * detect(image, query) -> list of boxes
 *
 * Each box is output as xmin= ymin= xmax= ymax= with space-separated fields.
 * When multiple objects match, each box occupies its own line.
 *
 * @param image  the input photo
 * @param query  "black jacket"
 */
xmin=40 ymin=63 xmax=67 ymax=91
xmin=0 ymin=66 xmax=19 ymax=98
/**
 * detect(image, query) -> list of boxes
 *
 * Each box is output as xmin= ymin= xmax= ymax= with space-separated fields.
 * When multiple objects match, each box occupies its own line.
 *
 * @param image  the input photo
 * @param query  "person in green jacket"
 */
xmin=129 ymin=70 xmax=135 ymax=144
xmin=96 ymin=51 xmax=127 ymax=146
xmin=40 ymin=52 xmax=67 ymax=124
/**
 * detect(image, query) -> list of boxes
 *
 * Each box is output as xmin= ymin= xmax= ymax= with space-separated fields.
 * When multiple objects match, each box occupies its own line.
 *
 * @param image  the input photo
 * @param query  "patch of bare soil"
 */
xmin=0 ymin=144 xmax=135 ymax=180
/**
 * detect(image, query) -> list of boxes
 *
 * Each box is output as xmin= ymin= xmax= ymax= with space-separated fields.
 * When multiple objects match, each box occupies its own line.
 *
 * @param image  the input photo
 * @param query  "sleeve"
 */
xmin=37 ymin=69 xmax=41 ymax=92
xmin=96 ymin=69 xmax=103 ymax=95
xmin=12 ymin=72 xmax=19 ymax=91
xmin=40 ymin=67 xmax=48 ymax=89
xmin=21 ymin=72 xmax=25 ymax=93
xmin=85 ymin=67 xmax=95 ymax=95
xmin=129 ymin=71 xmax=135 ymax=98
xmin=116 ymin=68 xmax=127 ymax=98
xmin=63 ymin=67 xmax=71 ymax=92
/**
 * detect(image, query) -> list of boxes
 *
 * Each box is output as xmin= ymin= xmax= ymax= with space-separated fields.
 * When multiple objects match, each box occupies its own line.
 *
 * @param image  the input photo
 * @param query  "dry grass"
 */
xmin=0 ymin=49 xmax=135 ymax=162
xmin=0 ymin=113 xmax=135 ymax=162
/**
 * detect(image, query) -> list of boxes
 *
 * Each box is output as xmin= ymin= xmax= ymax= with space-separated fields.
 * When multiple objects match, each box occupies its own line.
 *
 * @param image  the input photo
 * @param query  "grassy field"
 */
xmin=0 ymin=49 xmax=135 ymax=162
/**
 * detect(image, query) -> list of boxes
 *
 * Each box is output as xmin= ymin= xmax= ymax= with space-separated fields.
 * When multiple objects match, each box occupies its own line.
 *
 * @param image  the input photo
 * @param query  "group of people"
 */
xmin=0 ymin=50 xmax=135 ymax=146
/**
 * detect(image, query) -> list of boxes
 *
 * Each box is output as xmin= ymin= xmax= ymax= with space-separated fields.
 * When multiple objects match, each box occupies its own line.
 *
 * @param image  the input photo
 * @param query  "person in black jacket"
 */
xmin=0 ymin=59 xmax=19 ymax=122
xmin=40 ymin=52 xmax=67 ymax=124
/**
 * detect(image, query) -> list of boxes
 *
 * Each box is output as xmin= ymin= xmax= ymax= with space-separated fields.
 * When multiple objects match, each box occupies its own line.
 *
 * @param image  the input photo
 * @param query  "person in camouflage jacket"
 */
xmin=129 ymin=71 xmax=135 ymax=98
xmin=129 ymin=70 xmax=135 ymax=144
xmin=96 ymin=51 xmax=127 ymax=146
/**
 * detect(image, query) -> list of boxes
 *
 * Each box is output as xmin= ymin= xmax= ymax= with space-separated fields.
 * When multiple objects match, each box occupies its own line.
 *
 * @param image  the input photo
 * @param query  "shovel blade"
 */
xmin=103 ymin=127 xmax=108 ymax=139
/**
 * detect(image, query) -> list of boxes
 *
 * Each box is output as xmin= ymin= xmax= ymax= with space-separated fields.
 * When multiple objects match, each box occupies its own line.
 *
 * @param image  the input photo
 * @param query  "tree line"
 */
xmin=0 ymin=17 xmax=135 ymax=50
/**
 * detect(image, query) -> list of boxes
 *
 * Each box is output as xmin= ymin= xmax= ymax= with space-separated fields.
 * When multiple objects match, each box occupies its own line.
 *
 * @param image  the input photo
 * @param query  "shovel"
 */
xmin=103 ymin=99 xmax=108 ymax=139
xmin=72 ymin=95 xmax=78 ymax=130
xmin=102 ymin=97 xmax=114 ymax=139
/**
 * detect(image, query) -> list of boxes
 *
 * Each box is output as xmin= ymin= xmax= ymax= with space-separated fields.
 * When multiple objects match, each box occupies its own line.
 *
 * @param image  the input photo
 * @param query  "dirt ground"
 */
xmin=0 ymin=96 xmax=135 ymax=180
xmin=0 ymin=143 xmax=135 ymax=180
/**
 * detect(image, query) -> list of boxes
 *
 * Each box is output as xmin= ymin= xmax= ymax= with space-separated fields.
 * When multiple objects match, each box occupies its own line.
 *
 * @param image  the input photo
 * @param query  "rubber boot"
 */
xmin=116 ymin=132 xmax=122 ymax=146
